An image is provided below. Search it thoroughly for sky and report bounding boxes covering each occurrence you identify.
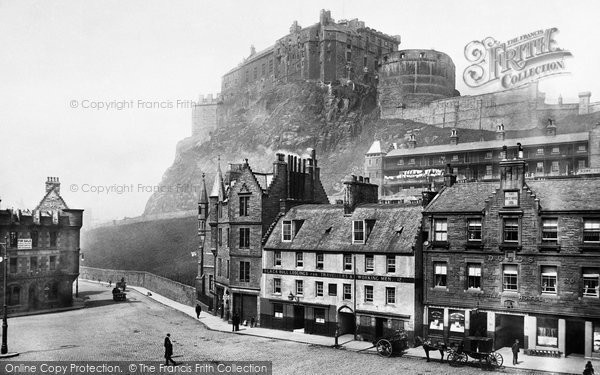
[1,0,599,224]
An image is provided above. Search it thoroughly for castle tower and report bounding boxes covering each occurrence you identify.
[364,140,386,197]
[192,94,221,140]
[579,92,592,115]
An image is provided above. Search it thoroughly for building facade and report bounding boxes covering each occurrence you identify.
[366,121,600,201]
[204,151,329,324]
[422,147,600,358]
[261,176,423,342]
[0,177,83,314]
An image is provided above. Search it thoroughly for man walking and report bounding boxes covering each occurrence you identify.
[511,339,520,365]
[195,304,202,319]
[164,333,177,366]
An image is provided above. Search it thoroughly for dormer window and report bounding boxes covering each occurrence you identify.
[353,220,365,244]
[282,220,303,242]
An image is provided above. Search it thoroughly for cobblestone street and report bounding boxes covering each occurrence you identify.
[3,281,559,375]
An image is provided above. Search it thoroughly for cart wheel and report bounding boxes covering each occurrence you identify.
[487,352,503,367]
[376,339,393,357]
[460,352,469,363]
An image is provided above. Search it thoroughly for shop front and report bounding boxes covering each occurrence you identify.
[259,299,336,336]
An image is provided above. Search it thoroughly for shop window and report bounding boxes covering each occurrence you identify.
[503,264,518,291]
[537,318,558,347]
[274,251,282,267]
[328,283,337,296]
[541,218,558,243]
[295,280,303,296]
[296,252,303,267]
[353,220,365,243]
[274,303,283,319]
[541,266,557,294]
[239,228,250,248]
[584,219,600,243]
[360,315,371,326]
[343,284,352,300]
[316,281,324,297]
[386,287,395,304]
[239,196,250,216]
[365,254,374,272]
[583,268,599,297]
[343,254,353,271]
[239,261,250,283]
[364,285,373,302]
[316,253,324,270]
[594,325,600,353]
[503,218,519,243]
[449,310,465,333]
[428,308,444,331]
[282,221,292,241]
[467,264,481,290]
[434,219,448,242]
[315,308,325,324]
[386,255,396,273]
[273,278,281,294]
[467,218,482,241]
[391,319,404,331]
[434,262,447,287]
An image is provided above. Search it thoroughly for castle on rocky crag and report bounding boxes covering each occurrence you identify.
[191,10,600,140]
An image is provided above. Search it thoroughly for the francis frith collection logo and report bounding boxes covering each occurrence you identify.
[463,27,572,89]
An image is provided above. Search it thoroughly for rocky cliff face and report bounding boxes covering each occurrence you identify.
[143,80,503,215]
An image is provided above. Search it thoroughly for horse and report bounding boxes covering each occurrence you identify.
[415,336,447,362]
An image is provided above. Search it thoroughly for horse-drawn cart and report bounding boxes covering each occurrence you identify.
[448,336,503,368]
[374,329,409,357]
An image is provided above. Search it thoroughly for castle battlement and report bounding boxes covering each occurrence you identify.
[196,93,222,105]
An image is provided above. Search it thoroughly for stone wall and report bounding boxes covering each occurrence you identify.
[192,94,221,140]
[80,266,196,307]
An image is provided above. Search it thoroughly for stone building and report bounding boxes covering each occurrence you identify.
[0,177,83,314]
[260,176,423,342]
[422,146,600,359]
[205,151,329,323]
[366,121,600,201]
[191,94,221,140]
[220,10,400,107]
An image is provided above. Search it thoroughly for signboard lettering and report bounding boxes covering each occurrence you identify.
[17,238,32,250]
[263,268,414,283]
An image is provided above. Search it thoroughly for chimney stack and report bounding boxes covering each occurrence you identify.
[408,133,417,149]
[443,164,456,188]
[343,175,378,214]
[500,143,527,191]
[546,118,557,137]
[496,123,506,141]
[46,177,61,194]
[450,128,459,145]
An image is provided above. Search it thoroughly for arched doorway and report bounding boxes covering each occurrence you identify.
[337,305,356,336]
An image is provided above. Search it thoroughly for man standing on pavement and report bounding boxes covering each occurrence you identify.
[195,304,202,319]
[164,333,177,366]
[511,339,520,365]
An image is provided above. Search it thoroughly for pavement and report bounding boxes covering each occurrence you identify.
[87,279,589,375]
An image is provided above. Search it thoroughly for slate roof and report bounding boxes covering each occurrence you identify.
[366,140,382,154]
[386,132,588,157]
[253,173,274,192]
[264,204,422,254]
[424,182,498,213]
[528,178,600,211]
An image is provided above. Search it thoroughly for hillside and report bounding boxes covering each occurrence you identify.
[143,81,502,215]
[82,216,197,285]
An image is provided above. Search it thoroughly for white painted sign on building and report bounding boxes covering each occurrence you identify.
[18,238,32,250]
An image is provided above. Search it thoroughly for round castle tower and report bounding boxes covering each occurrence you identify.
[377,49,459,110]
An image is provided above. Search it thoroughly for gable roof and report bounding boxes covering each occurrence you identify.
[264,204,422,254]
[528,178,600,211]
[424,182,497,213]
[35,187,69,211]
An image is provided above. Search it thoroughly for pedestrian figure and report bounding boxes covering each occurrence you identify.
[195,303,202,319]
[164,333,176,366]
[108,280,112,287]
[511,339,520,365]
[232,312,240,331]
[584,360,595,375]
[250,316,255,328]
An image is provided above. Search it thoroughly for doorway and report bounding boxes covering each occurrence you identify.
[28,284,38,310]
[470,311,488,337]
[375,317,386,339]
[495,314,524,350]
[338,311,356,336]
[293,305,305,330]
[566,320,585,356]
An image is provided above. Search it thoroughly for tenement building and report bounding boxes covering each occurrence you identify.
[422,145,600,359]
[0,177,83,314]
[260,176,423,342]
[366,121,600,200]
[204,151,329,323]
